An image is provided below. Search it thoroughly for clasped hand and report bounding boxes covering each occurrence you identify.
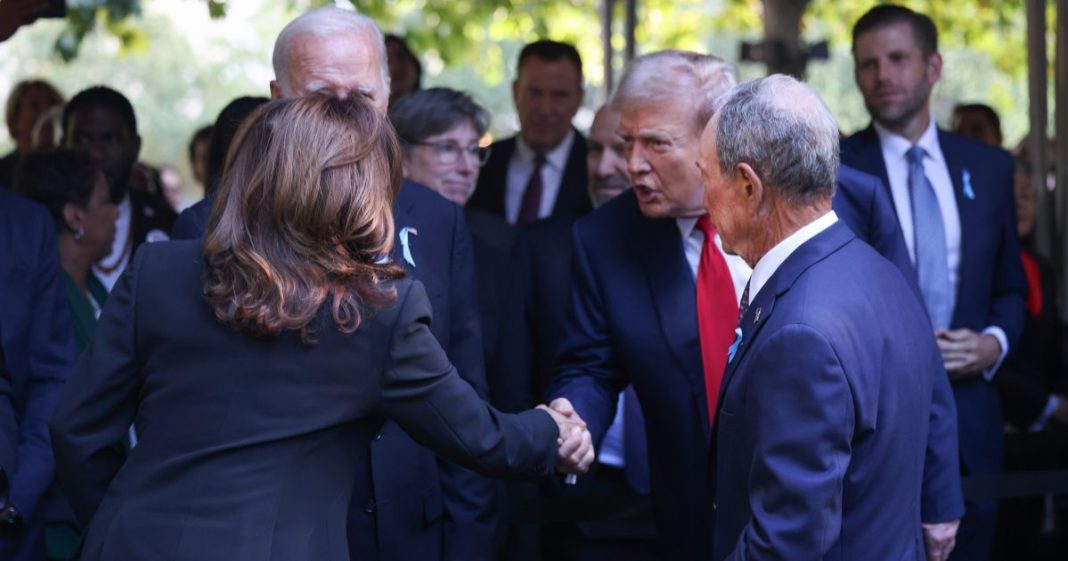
[536,398,596,475]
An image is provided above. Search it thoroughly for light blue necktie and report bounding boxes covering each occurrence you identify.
[727,281,750,363]
[906,146,954,329]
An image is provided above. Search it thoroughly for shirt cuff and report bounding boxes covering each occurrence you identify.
[1028,395,1060,432]
[981,326,1009,381]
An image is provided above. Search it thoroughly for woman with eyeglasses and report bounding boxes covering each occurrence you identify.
[388,87,492,207]
[390,89,530,403]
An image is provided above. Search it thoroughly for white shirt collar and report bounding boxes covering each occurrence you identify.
[675,216,698,239]
[748,210,839,301]
[515,129,575,172]
[872,115,944,166]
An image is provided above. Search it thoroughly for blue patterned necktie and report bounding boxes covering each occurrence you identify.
[727,281,750,363]
[906,145,954,329]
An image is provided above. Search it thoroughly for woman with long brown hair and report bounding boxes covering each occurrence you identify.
[49,93,591,561]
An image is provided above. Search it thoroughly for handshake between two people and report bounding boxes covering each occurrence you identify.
[536,398,596,476]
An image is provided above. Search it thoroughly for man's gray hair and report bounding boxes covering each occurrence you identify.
[712,74,839,205]
[612,50,736,132]
[272,7,390,92]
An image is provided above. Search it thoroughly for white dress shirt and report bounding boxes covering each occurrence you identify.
[599,216,751,469]
[504,130,575,224]
[874,119,1009,379]
[94,194,132,291]
[676,217,751,303]
[749,211,838,301]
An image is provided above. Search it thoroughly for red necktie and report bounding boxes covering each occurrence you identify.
[695,215,739,423]
[516,154,545,226]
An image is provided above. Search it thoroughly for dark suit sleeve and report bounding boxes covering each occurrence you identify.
[546,224,627,444]
[986,157,1028,350]
[381,281,557,478]
[440,206,497,561]
[921,364,965,522]
[725,325,854,561]
[170,200,210,240]
[9,214,74,522]
[0,344,16,477]
[50,246,147,527]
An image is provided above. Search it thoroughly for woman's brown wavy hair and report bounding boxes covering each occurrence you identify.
[202,93,405,344]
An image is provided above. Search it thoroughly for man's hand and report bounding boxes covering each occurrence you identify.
[1052,394,1068,424]
[935,329,1000,379]
[922,520,959,561]
[537,398,595,475]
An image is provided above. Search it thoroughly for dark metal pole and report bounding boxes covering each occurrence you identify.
[602,0,615,103]
[1058,0,1068,319]
[624,0,636,63]
[1027,0,1052,258]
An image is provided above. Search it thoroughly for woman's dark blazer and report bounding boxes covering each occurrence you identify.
[48,240,557,561]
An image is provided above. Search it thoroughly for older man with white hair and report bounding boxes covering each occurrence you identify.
[700,74,946,561]
[268,8,500,561]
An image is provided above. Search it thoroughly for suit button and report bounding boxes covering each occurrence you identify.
[374,432,383,441]
[712,503,717,511]
[365,499,376,514]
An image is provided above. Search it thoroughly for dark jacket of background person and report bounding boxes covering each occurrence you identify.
[49,240,558,561]
[468,130,592,223]
[0,189,75,561]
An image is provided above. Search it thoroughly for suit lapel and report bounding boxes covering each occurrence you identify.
[552,128,591,218]
[716,222,856,407]
[640,216,710,428]
[937,129,975,323]
[848,126,897,219]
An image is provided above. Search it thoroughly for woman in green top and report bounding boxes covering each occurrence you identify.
[18,149,117,352]
[16,149,117,560]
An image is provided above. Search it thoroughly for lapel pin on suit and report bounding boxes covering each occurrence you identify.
[753,308,761,324]
[399,226,418,267]
[962,169,976,200]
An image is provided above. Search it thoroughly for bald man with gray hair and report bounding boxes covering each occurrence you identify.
[266,8,508,561]
[700,74,954,561]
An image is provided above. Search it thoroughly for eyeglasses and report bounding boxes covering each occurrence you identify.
[412,141,491,167]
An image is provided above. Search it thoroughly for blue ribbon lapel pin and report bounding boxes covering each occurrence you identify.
[962,169,976,200]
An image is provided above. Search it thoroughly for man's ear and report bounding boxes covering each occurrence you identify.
[927,52,943,84]
[61,202,82,234]
[511,79,520,106]
[269,80,283,100]
[736,162,763,207]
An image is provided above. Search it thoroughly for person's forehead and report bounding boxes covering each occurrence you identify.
[856,22,921,52]
[620,97,692,129]
[69,106,131,134]
[291,32,382,69]
[518,56,581,82]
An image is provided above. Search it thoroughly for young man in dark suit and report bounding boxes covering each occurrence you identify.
[842,6,1028,560]
[62,86,177,290]
[468,40,592,226]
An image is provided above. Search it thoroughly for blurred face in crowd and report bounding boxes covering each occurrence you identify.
[272,32,388,113]
[1014,171,1037,239]
[64,107,141,201]
[953,108,1002,147]
[513,56,583,153]
[12,85,60,153]
[404,119,485,206]
[853,22,941,133]
[386,38,419,103]
[586,105,629,207]
[192,135,211,185]
[618,96,706,219]
[66,172,119,262]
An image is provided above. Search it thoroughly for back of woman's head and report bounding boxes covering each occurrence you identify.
[15,149,98,231]
[203,93,405,343]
